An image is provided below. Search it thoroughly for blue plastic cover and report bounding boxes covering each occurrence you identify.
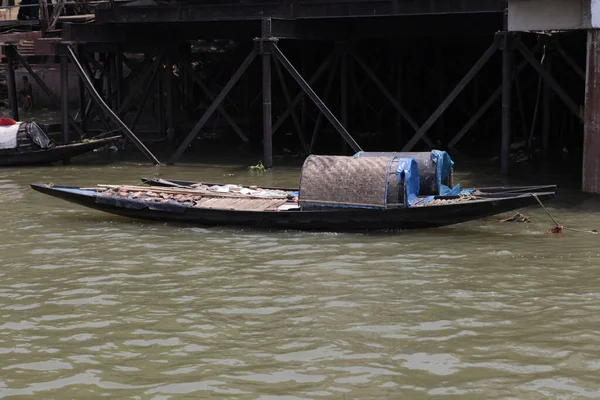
[395,158,420,206]
[431,150,461,196]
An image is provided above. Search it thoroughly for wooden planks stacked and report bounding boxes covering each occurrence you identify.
[192,197,288,211]
[93,184,290,211]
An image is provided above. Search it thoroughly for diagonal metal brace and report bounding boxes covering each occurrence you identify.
[65,45,161,165]
[402,40,499,151]
[347,45,435,148]
[271,43,361,153]
[169,48,259,164]
[514,37,583,122]
[179,62,249,143]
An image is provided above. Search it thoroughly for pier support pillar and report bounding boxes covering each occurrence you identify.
[501,33,513,175]
[60,52,70,145]
[6,50,18,121]
[583,29,600,194]
[260,19,274,168]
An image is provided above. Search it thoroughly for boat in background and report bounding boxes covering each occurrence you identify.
[30,151,557,231]
[0,118,120,167]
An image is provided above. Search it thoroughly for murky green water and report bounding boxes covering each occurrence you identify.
[0,156,599,399]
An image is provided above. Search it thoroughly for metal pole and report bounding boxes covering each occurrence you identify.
[61,53,69,145]
[501,34,512,175]
[6,52,19,121]
[65,45,161,165]
[262,45,273,168]
[271,44,361,153]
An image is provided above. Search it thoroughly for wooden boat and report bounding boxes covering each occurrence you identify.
[30,152,556,231]
[29,182,555,231]
[140,177,557,196]
[0,136,122,167]
[0,119,120,167]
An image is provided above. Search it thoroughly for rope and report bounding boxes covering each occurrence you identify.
[531,193,597,235]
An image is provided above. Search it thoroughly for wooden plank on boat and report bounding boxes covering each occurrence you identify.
[95,184,288,199]
[192,197,288,211]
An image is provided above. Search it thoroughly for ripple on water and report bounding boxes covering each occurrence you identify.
[0,168,599,398]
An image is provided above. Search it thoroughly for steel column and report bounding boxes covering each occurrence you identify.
[501,34,513,175]
[61,53,70,145]
[262,49,273,168]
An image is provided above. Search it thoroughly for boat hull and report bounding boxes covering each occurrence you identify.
[30,183,555,231]
[0,136,120,167]
[140,177,556,196]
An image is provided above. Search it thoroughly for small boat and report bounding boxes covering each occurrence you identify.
[30,151,557,231]
[0,118,120,167]
[140,177,557,196]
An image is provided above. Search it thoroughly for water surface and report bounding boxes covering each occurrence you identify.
[0,159,599,399]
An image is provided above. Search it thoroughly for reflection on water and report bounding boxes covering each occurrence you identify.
[0,161,599,398]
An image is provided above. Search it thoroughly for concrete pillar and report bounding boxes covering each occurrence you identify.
[583,29,600,194]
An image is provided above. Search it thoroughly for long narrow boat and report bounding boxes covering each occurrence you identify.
[29,183,554,231]
[0,136,121,167]
[140,177,557,196]
[30,152,557,231]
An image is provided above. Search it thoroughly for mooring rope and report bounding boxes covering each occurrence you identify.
[531,193,598,235]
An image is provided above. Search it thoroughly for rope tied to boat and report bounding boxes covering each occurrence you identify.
[531,193,598,235]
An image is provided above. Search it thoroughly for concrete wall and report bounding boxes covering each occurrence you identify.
[508,0,591,31]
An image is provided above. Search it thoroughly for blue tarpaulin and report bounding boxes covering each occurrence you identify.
[431,150,461,196]
[395,158,420,206]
